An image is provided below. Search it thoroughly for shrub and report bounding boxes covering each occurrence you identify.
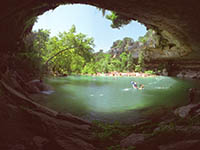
[135,65,142,72]
[144,70,155,75]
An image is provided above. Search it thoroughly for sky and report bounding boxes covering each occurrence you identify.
[33,4,147,52]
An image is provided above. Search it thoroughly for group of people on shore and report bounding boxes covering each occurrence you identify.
[131,81,144,90]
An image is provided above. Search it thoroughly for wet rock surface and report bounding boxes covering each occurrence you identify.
[116,102,200,150]
[0,72,96,150]
[120,133,146,148]
[158,140,200,150]
[174,103,200,118]
[0,97,96,150]
[27,80,54,94]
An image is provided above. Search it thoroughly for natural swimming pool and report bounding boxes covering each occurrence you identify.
[39,76,200,123]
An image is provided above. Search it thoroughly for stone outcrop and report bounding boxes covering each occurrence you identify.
[0,98,96,150]
[176,70,200,79]
[119,124,200,150]
[27,79,54,94]
[174,103,200,118]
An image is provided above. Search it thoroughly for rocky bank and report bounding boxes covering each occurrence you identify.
[0,71,96,150]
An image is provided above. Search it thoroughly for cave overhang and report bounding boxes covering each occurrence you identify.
[1,0,200,57]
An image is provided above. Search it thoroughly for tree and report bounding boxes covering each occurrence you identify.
[135,50,145,72]
[45,25,95,75]
[20,29,50,76]
[24,29,50,57]
[119,52,128,72]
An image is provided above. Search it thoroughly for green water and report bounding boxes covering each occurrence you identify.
[42,76,200,123]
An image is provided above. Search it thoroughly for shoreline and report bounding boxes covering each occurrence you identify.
[83,71,157,78]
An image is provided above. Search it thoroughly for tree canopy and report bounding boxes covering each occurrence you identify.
[22,25,165,77]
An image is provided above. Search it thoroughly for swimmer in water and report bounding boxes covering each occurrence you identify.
[131,81,138,89]
[131,81,144,90]
[138,84,144,90]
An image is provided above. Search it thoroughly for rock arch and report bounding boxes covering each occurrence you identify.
[1,0,200,57]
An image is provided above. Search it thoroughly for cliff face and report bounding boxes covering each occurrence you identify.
[1,0,200,58]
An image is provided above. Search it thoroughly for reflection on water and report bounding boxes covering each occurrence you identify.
[40,76,200,123]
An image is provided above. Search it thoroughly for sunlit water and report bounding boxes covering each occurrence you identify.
[40,76,200,123]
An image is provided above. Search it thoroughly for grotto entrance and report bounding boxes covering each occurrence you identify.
[1,0,200,55]
[1,1,200,150]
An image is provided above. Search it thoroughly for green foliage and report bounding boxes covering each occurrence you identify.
[151,122,177,137]
[134,50,145,72]
[144,70,155,75]
[82,62,97,74]
[138,36,146,43]
[97,8,132,29]
[23,17,38,34]
[92,120,140,150]
[90,51,135,73]
[43,25,94,75]
[22,25,95,76]
[138,50,144,66]
[92,120,128,141]
[134,65,142,72]
[18,29,50,77]
[22,22,164,76]
[119,52,128,72]
[106,12,132,29]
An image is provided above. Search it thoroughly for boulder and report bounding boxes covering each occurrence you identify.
[162,68,168,76]
[33,136,49,149]
[158,140,200,150]
[176,70,200,79]
[0,80,95,150]
[120,133,146,148]
[176,126,200,135]
[174,103,200,118]
[184,71,197,79]
[10,144,26,150]
[176,72,184,78]
[27,80,54,94]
